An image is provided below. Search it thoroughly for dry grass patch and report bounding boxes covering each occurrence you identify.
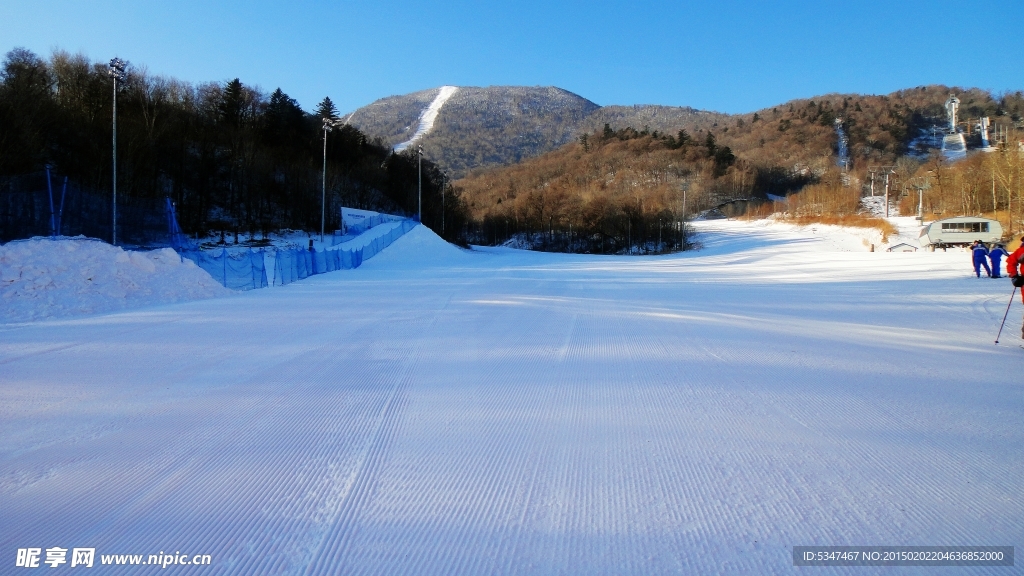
[786,214,898,242]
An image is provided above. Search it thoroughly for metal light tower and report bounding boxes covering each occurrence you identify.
[441,170,447,235]
[108,58,127,245]
[417,145,423,222]
[677,180,689,247]
[944,94,960,133]
[321,117,341,242]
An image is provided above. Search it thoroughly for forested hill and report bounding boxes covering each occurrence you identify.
[713,85,1023,176]
[348,84,1023,180]
[0,48,467,243]
[454,85,1023,251]
[347,86,730,178]
[3,44,1021,247]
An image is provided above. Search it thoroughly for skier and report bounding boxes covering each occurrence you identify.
[1006,238,1024,338]
[971,240,991,278]
[989,243,1008,278]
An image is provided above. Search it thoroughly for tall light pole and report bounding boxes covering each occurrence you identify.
[108,58,127,245]
[417,145,423,222]
[321,117,341,242]
[441,170,447,235]
[680,180,689,246]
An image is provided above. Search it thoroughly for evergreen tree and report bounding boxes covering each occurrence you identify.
[316,96,338,120]
[265,88,305,146]
[219,78,244,127]
[713,146,735,175]
[676,129,690,149]
[704,132,717,156]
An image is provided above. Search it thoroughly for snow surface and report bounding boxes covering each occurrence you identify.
[394,86,458,152]
[0,237,229,324]
[1,221,1022,574]
[860,195,899,219]
[718,212,927,255]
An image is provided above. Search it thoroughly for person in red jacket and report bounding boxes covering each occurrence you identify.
[1006,238,1024,338]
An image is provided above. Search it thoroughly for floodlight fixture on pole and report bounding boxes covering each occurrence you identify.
[321,116,342,242]
[417,145,423,222]
[108,57,127,245]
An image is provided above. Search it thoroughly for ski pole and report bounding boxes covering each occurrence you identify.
[995,286,1017,344]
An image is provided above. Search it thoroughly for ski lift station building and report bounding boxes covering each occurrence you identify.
[919,216,1002,248]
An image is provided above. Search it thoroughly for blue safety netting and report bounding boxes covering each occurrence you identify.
[165,197,192,252]
[177,218,416,291]
[2,171,186,248]
[180,248,269,291]
[344,212,404,235]
[272,219,416,286]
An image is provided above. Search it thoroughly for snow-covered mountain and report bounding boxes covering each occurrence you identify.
[347,86,727,177]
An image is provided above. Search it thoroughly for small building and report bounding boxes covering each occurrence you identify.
[887,243,918,252]
[919,217,1002,248]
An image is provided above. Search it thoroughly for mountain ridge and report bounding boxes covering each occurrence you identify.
[346,85,730,177]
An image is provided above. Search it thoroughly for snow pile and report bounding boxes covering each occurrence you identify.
[394,86,458,152]
[358,224,471,270]
[0,237,229,323]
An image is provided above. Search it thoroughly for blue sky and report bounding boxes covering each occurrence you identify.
[2,0,1020,114]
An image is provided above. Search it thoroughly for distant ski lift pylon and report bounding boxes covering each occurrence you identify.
[940,94,966,160]
[944,93,960,133]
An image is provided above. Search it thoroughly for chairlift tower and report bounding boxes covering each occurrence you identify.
[910,176,931,220]
[883,166,898,219]
[870,166,897,218]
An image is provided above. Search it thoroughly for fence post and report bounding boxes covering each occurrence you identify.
[46,167,56,238]
[56,177,68,236]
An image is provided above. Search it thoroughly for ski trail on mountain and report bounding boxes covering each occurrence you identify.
[394,86,458,152]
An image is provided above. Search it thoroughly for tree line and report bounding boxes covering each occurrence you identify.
[456,83,1024,253]
[0,48,468,244]
[456,125,759,253]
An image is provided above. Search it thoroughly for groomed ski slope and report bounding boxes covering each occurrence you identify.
[394,86,458,152]
[1,220,1021,574]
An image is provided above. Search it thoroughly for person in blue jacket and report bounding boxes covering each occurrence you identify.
[971,240,991,278]
[989,243,1008,278]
